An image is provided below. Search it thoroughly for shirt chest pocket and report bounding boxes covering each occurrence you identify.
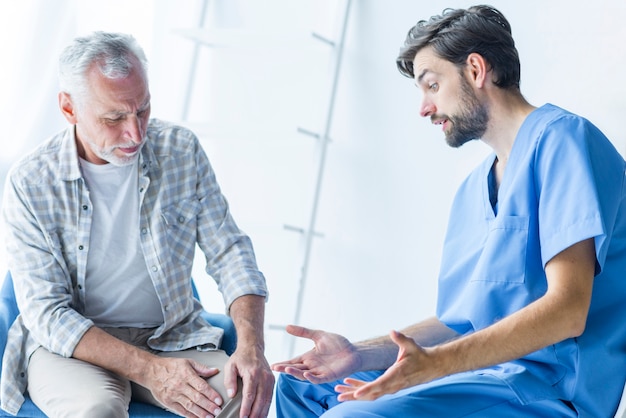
[471,216,529,283]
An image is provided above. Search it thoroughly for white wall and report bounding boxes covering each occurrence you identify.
[175,0,626,362]
[1,0,626,370]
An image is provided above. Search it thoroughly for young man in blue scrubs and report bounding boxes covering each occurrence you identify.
[272,5,626,417]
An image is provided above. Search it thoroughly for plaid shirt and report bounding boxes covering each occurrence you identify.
[0,119,267,414]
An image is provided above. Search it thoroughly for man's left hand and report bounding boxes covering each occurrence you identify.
[224,344,275,418]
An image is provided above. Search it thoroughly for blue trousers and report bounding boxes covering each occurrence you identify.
[275,371,578,417]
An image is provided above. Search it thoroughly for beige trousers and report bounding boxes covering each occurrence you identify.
[27,327,241,418]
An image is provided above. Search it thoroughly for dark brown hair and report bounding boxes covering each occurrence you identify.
[397,5,520,90]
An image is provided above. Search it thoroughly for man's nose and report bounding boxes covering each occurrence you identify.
[420,99,436,118]
[124,116,144,143]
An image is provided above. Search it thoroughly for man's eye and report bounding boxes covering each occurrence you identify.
[429,82,439,91]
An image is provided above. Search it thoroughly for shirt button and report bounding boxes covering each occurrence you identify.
[82,205,88,210]
[178,216,185,223]
[78,245,84,250]
[139,187,144,193]
[141,228,148,234]
[151,266,158,272]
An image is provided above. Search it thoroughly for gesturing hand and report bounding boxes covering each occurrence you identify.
[335,330,435,402]
[271,325,360,384]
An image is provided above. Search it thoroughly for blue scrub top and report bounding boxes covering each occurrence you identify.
[437,104,626,417]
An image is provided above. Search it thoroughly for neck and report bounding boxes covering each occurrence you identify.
[481,90,535,164]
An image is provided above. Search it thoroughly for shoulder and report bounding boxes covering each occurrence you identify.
[517,104,621,170]
[146,119,201,155]
[7,129,69,186]
[525,104,608,146]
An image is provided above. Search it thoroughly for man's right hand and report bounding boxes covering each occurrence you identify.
[271,325,360,384]
[146,356,223,418]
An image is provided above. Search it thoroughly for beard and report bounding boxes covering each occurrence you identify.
[437,77,489,148]
[85,138,145,167]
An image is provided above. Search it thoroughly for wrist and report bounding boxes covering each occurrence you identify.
[425,342,459,380]
[354,341,395,371]
[128,349,160,385]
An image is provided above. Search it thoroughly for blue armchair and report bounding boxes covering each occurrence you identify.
[0,272,237,417]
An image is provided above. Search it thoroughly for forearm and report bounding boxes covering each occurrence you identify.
[229,294,267,350]
[356,316,460,371]
[72,326,157,386]
[430,291,587,379]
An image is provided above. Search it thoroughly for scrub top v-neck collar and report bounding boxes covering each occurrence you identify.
[481,107,539,220]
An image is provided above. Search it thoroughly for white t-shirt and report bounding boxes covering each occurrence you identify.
[80,158,164,327]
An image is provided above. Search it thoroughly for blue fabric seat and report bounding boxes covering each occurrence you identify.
[0,271,237,417]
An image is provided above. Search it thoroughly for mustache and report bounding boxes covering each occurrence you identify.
[114,139,144,149]
[430,114,450,123]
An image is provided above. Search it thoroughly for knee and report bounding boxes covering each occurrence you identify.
[275,374,317,418]
[276,373,317,400]
[276,373,294,393]
[275,373,343,418]
[73,397,128,418]
[276,373,299,402]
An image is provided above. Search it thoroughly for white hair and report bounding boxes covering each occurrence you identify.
[58,31,148,108]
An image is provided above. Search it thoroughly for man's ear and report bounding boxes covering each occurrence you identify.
[58,92,78,124]
[465,53,489,88]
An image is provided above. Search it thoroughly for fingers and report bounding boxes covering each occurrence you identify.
[389,329,412,346]
[271,326,319,375]
[302,370,335,385]
[275,364,307,380]
[192,364,221,379]
[271,327,311,374]
[285,324,318,339]
[153,358,225,417]
[188,362,224,411]
[164,380,224,418]
[335,378,367,402]
[240,376,274,418]
[271,359,297,373]
[337,379,385,402]
[271,358,309,375]
[224,353,275,418]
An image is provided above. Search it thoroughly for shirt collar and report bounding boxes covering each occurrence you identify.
[59,124,160,180]
[58,126,83,181]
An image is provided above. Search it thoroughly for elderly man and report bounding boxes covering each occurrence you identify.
[1,31,274,418]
